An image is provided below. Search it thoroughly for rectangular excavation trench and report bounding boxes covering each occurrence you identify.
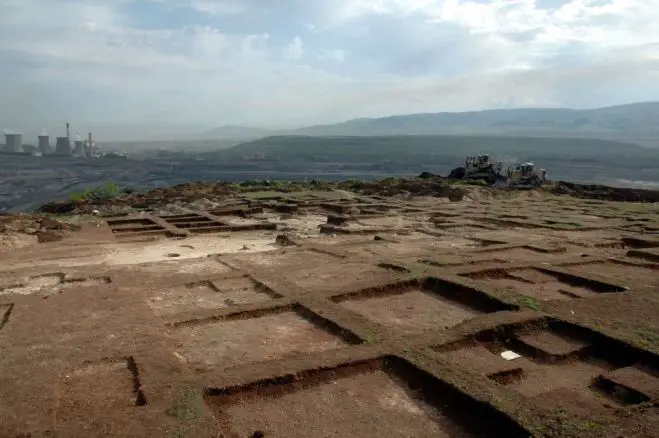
[163,215,215,222]
[0,273,111,297]
[110,225,166,234]
[459,267,625,301]
[204,356,529,438]
[346,234,490,259]
[107,218,162,235]
[106,218,157,228]
[147,277,282,317]
[465,245,567,263]
[332,278,514,335]
[169,219,226,229]
[421,258,510,269]
[0,303,13,330]
[172,305,360,369]
[560,259,659,288]
[439,320,659,407]
[59,356,146,414]
[224,249,399,293]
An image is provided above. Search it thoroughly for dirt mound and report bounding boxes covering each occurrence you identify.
[0,213,81,251]
[547,181,659,203]
[337,177,466,200]
[34,177,659,217]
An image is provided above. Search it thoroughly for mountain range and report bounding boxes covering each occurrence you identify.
[204,102,659,148]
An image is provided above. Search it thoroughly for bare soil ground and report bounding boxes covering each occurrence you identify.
[2,183,659,437]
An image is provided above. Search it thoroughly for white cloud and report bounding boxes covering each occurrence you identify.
[0,0,658,139]
[283,36,304,60]
[317,49,346,64]
[188,0,248,15]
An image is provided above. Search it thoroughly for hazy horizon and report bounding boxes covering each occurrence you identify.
[2,0,659,141]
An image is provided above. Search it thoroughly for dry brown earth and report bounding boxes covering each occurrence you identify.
[1,188,659,437]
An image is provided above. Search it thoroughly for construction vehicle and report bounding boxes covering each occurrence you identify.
[448,154,504,184]
[505,162,547,189]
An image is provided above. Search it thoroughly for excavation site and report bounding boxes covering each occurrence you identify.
[1,179,658,437]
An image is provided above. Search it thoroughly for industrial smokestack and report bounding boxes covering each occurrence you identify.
[66,122,70,138]
[86,132,93,158]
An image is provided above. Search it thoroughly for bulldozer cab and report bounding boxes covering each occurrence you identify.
[520,163,535,174]
[465,154,490,169]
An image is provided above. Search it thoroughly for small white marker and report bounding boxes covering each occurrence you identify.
[501,350,521,361]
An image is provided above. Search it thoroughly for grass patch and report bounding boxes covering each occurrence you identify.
[634,330,659,351]
[165,386,207,423]
[519,295,540,311]
[69,181,121,202]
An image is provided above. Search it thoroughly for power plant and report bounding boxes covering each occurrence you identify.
[2,122,102,158]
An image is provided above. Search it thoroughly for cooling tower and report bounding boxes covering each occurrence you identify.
[4,133,22,152]
[38,135,50,155]
[73,140,85,156]
[54,136,72,156]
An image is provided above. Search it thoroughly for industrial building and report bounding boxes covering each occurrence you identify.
[38,135,50,155]
[3,123,99,158]
[73,140,84,156]
[53,122,73,156]
[54,137,72,156]
[4,133,22,153]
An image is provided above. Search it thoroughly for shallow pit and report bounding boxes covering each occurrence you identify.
[348,234,485,258]
[0,303,13,330]
[0,273,63,296]
[333,280,510,334]
[504,358,616,399]
[469,246,564,263]
[442,344,523,377]
[204,357,528,438]
[469,324,640,405]
[462,267,623,301]
[340,289,478,334]
[508,268,604,300]
[103,234,279,267]
[355,215,430,228]
[516,330,591,358]
[225,250,398,293]
[57,357,146,429]
[596,366,659,405]
[562,260,659,287]
[147,277,279,317]
[128,257,234,275]
[174,308,355,369]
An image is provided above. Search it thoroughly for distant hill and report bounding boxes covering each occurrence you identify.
[290,102,659,146]
[220,134,659,183]
[202,125,275,140]
[223,135,649,164]
[209,102,659,147]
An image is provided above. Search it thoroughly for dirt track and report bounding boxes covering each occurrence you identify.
[1,188,659,437]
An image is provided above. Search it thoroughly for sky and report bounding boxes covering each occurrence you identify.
[1,0,658,140]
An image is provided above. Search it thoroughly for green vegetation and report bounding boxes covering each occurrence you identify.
[69,181,121,202]
[519,296,540,311]
[634,330,659,351]
[165,385,208,438]
[237,179,332,192]
[221,135,659,168]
